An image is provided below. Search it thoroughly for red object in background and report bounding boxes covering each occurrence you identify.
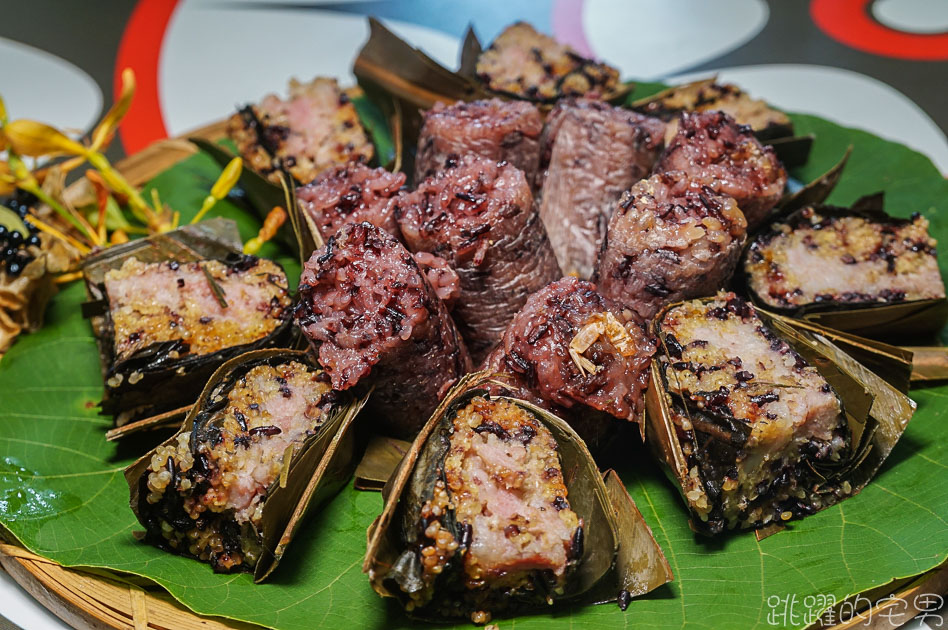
[811,0,948,61]
[115,0,178,153]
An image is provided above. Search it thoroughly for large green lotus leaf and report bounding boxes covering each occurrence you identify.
[1,105,946,630]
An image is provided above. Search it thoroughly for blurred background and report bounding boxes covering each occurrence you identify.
[0,0,946,171]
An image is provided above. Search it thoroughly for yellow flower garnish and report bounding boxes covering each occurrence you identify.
[2,119,89,157]
[90,68,135,152]
[192,157,243,224]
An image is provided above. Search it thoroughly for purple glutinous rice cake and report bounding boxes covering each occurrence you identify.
[482,277,655,450]
[295,222,470,437]
[654,110,786,230]
[396,154,560,363]
[537,98,665,278]
[596,172,747,322]
[296,160,406,240]
[414,98,543,184]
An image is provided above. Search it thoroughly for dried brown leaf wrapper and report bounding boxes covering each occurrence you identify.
[645,297,915,536]
[766,134,815,170]
[364,372,671,620]
[282,169,324,265]
[760,310,913,393]
[904,346,948,382]
[800,299,948,341]
[125,349,369,582]
[353,434,411,491]
[82,218,298,426]
[104,405,191,441]
[0,237,74,357]
[773,147,852,219]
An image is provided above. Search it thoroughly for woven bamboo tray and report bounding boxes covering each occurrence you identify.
[1,541,945,630]
[1,127,946,630]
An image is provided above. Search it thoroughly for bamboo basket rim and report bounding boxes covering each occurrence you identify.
[2,122,947,630]
[2,540,945,630]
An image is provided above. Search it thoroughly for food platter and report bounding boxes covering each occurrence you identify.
[1,18,946,630]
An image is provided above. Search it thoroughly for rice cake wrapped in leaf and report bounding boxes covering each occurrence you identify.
[474,22,623,103]
[646,292,915,535]
[82,219,295,426]
[227,77,374,185]
[126,349,367,581]
[743,202,948,339]
[630,79,793,140]
[364,373,672,623]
